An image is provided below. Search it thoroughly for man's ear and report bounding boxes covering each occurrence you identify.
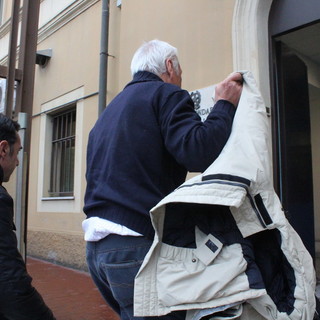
[0,140,9,159]
[165,59,174,77]
[160,59,174,83]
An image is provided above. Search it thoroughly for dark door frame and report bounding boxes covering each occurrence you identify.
[269,1,320,259]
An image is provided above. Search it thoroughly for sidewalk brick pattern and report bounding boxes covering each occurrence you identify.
[27,257,119,320]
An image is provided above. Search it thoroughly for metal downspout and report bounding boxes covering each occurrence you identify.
[98,0,110,116]
[5,0,20,118]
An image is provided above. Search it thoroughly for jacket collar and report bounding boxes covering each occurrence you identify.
[125,71,163,88]
[0,165,3,185]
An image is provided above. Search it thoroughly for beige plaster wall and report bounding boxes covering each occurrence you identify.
[27,0,236,269]
[118,0,236,92]
[27,1,103,266]
[27,230,88,271]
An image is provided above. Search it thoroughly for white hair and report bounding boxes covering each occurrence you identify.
[130,39,180,77]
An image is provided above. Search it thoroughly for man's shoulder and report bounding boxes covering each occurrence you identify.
[155,83,191,103]
[121,76,185,103]
[0,186,13,208]
[0,185,11,199]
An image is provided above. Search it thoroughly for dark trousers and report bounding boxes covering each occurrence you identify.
[86,234,186,320]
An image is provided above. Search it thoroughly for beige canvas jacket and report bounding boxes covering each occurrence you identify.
[134,71,316,319]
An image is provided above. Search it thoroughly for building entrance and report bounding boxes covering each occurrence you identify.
[270,9,320,269]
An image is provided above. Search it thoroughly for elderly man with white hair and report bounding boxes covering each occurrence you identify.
[83,39,243,320]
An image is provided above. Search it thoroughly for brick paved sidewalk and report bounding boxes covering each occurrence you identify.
[26,257,320,319]
[26,257,119,320]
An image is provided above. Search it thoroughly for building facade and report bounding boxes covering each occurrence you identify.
[0,0,319,276]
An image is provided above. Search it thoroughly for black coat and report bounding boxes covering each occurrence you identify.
[0,166,55,319]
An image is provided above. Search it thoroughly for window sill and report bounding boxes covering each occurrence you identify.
[41,196,75,201]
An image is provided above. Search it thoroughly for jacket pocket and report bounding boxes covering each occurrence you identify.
[156,227,248,307]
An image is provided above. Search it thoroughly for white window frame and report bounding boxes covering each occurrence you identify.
[37,87,84,213]
[0,0,3,25]
[49,106,77,197]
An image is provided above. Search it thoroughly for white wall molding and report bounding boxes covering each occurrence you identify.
[0,0,99,64]
[0,16,13,38]
[37,86,84,213]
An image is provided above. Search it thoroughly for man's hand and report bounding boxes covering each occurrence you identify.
[215,72,243,108]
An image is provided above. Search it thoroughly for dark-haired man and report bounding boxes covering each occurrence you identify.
[0,113,56,319]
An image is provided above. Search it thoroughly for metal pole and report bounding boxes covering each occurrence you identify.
[14,0,40,258]
[15,112,28,259]
[5,0,21,118]
[98,0,110,115]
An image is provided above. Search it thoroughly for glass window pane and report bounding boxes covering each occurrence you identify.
[49,107,76,197]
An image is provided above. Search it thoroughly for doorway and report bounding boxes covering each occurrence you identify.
[271,22,320,268]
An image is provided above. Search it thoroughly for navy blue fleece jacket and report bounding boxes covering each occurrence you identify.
[84,71,236,238]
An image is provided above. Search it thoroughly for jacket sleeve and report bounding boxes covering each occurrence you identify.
[157,88,236,172]
[0,190,56,319]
